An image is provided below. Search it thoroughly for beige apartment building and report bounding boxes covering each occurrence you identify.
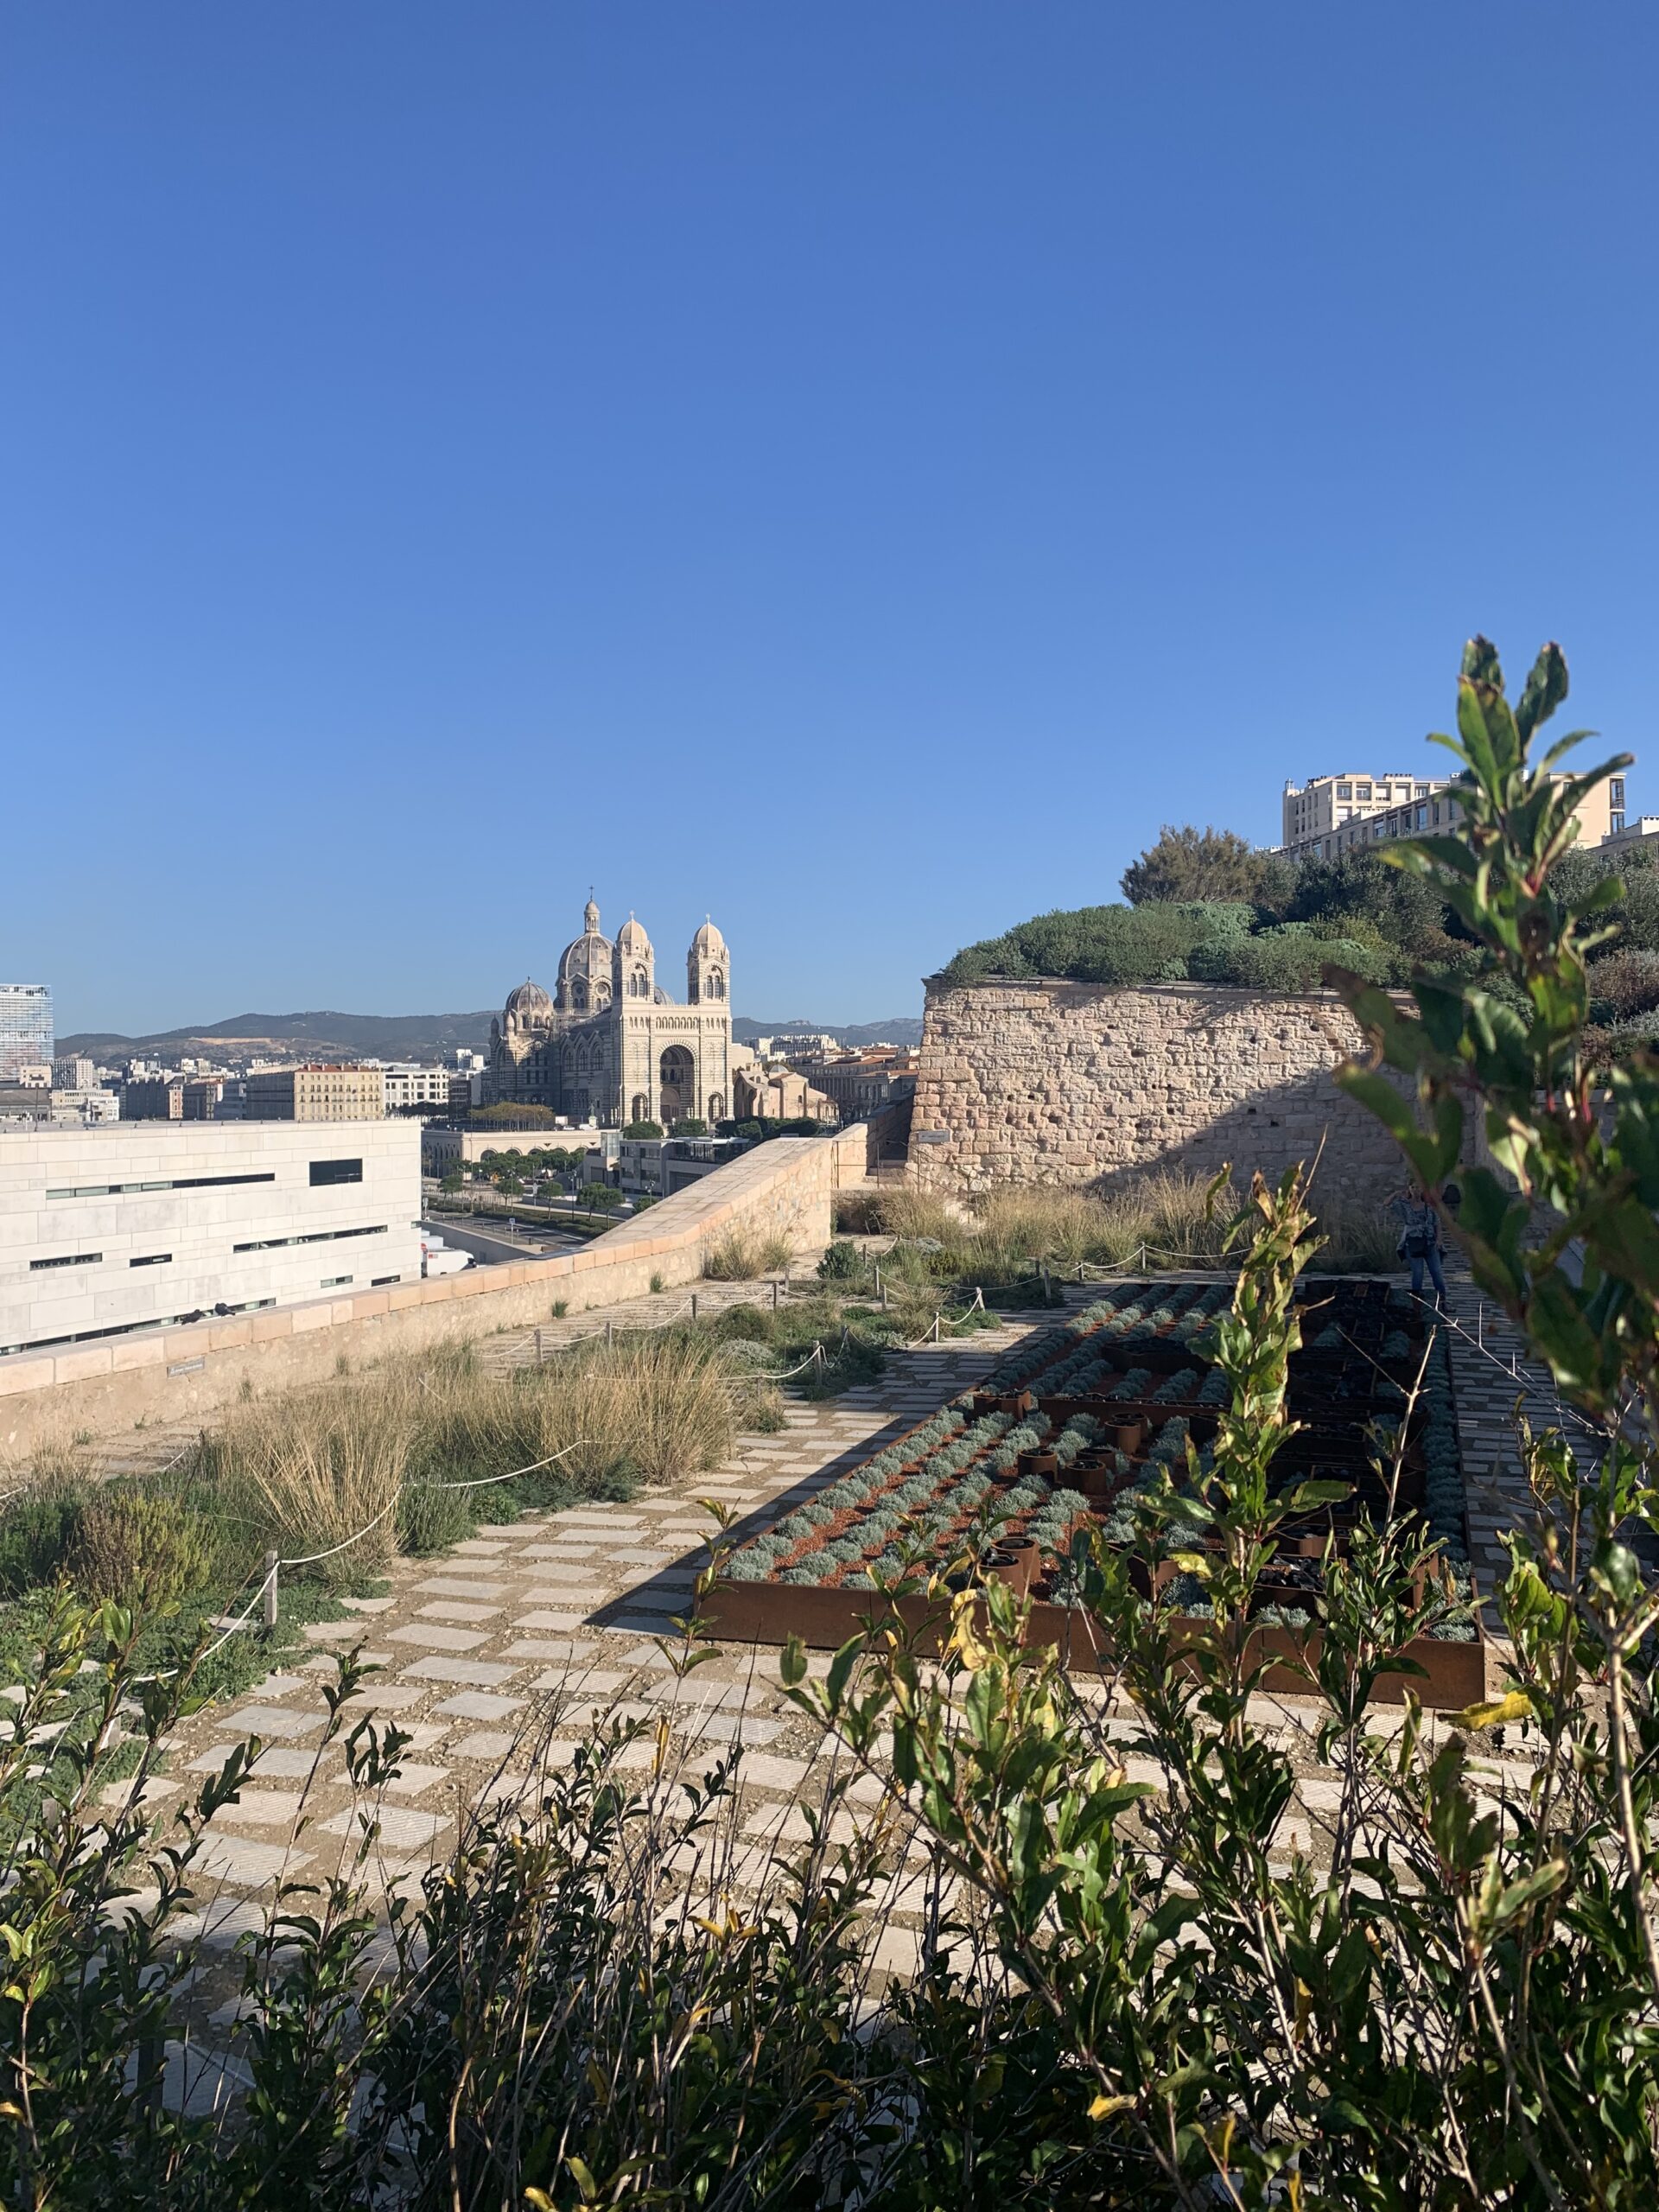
[1281,769,1625,863]
[243,1065,385,1122]
[1281,771,1443,852]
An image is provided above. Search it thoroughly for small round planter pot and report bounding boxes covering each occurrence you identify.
[987,1539,1040,1596]
[995,1389,1037,1417]
[1019,1450,1059,1480]
[1110,1420,1144,1455]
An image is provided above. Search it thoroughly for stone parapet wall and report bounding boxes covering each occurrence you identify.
[909,979,1403,1199]
[0,1126,868,1453]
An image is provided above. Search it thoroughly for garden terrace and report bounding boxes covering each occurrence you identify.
[702,1274,1483,1707]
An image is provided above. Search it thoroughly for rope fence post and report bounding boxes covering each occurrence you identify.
[931,1312,941,1344]
[690,1292,699,1324]
[262,1551,278,1631]
[534,1327,543,1364]
[772,1279,779,1313]
[606,1319,613,1350]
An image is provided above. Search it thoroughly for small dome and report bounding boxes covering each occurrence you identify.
[616,914,652,956]
[505,977,551,1015]
[691,917,727,958]
[583,896,601,934]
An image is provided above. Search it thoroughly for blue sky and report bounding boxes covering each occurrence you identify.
[4,5,1655,1036]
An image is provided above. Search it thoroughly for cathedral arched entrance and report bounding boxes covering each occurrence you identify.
[659,1046,696,1125]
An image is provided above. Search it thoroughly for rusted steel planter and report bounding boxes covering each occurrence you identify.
[696,1580,1486,1709]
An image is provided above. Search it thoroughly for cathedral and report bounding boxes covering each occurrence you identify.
[486,899,734,1128]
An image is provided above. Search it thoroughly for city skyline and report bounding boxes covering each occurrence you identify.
[4,6,1654,1029]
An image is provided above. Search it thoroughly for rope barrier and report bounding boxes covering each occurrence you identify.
[193,1567,277,1666]
[732,1343,826,1382]
[1408,1294,1605,1442]
[278,1493,404,1570]
[415,1440,594,1494]
[1075,1243,1229,1281]
[899,1287,987,1351]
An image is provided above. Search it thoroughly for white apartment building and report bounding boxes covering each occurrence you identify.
[0,1121,421,1357]
[378,1064,458,1114]
[1280,768,1624,864]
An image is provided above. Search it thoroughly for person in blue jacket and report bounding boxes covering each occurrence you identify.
[1391,1179,1448,1313]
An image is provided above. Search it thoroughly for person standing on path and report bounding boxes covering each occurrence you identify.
[1391,1179,1448,1314]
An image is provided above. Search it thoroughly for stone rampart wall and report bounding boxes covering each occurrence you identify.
[908,979,1404,1199]
[0,1127,868,1453]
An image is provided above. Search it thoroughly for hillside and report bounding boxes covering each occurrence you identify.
[62,1007,924,1063]
[59,1009,498,1063]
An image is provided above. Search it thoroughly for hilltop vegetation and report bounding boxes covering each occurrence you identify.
[939,836,1659,1035]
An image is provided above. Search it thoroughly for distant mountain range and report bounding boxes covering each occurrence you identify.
[732,1016,921,1048]
[60,1008,923,1063]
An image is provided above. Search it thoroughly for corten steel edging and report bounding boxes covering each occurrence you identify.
[697,1580,1485,1711]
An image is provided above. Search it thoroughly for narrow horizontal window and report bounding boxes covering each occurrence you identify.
[130,1253,172,1268]
[321,1274,353,1288]
[372,1274,399,1286]
[48,1172,276,1200]
[31,1251,101,1269]
[233,1224,386,1253]
[309,1158,363,1186]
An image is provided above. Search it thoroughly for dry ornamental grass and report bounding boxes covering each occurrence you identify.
[199,1332,742,1577]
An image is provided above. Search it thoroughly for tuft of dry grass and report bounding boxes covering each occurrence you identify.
[1306,1197,1400,1273]
[704,1227,795,1279]
[211,1385,413,1584]
[203,1331,742,1578]
[869,1188,962,1244]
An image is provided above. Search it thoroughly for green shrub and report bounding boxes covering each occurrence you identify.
[1189,928,1396,990]
[713,1303,772,1343]
[0,1482,87,1597]
[70,1490,216,1611]
[817,1239,867,1282]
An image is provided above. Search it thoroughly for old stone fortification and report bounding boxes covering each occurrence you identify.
[908,979,1404,1199]
[0,1127,870,1454]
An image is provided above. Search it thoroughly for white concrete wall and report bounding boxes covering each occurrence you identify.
[0,1122,422,1356]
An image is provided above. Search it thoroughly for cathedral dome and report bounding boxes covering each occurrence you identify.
[690,918,727,958]
[616,915,652,956]
[505,977,552,1017]
[557,897,613,1013]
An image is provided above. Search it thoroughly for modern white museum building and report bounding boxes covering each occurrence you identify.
[0,1121,423,1357]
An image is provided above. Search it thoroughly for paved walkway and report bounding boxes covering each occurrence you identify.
[82,1268,1578,2110]
[1439,1268,1595,1600]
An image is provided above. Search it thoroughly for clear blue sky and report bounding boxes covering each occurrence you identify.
[4,5,1655,1037]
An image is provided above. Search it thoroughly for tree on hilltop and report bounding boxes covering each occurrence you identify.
[1122,823,1277,905]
